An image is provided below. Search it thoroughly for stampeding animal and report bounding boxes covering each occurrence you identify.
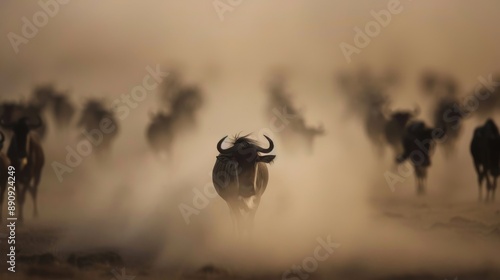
[78,100,119,156]
[397,121,441,195]
[0,131,11,219]
[383,105,420,156]
[1,117,45,222]
[470,119,500,202]
[212,135,275,235]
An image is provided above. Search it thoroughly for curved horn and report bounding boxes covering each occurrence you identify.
[217,136,230,153]
[412,104,421,116]
[257,135,274,153]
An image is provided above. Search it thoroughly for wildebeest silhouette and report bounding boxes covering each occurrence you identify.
[383,105,420,157]
[267,78,324,153]
[146,83,203,156]
[397,121,441,195]
[1,117,45,222]
[212,135,275,235]
[432,97,464,155]
[470,119,500,202]
[78,99,119,156]
[0,131,10,220]
[0,101,47,140]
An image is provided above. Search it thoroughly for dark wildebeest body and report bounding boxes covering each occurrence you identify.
[146,85,203,156]
[0,132,11,219]
[433,97,464,155]
[1,117,45,222]
[78,100,119,156]
[0,102,47,141]
[383,106,420,157]
[50,94,75,128]
[397,121,437,195]
[146,112,175,155]
[212,135,275,235]
[470,119,500,202]
[267,81,324,153]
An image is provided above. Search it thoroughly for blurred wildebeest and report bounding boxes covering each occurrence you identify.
[470,119,500,202]
[213,135,275,235]
[1,117,45,222]
[146,111,175,155]
[473,75,500,119]
[383,105,420,156]
[146,84,203,156]
[420,70,458,97]
[397,121,442,195]
[0,101,47,140]
[0,131,10,219]
[267,80,324,153]
[78,99,119,156]
[31,85,76,129]
[336,68,400,153]
[432,97,465,155]
[50,94,75,128]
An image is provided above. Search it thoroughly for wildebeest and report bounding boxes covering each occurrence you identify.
[432,97,464,155]
[0,101,47,140]
[146,111,175,155]
[0,131,11,219]
[212,135,275,235]
[1,117,45,222]
[383,105,420,156]
[397,121,440,195]
[470,119,500,202]
[146,85,203,156]
[78,100,119,156]
[267,79,324,153]
[50,94,75,128]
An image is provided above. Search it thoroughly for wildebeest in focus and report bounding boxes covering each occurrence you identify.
[212,135,275,235]
[267,79,324,153]
[1,117,45,222]
[78,99,119,157]
[0,101,47,140]
[0,131,10,219]
[470,119,500,202]
[397,121,441,195]
[383,105,420,157]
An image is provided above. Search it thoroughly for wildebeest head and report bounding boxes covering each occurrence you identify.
[215,135,275,198]
[1,116,42,168]
[217,135,275,164]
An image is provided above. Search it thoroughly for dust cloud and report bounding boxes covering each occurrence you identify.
[1,0,500,279]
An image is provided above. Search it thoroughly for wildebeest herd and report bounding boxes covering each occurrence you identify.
[0,69,499,230]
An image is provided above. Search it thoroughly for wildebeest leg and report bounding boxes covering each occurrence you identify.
[415,167,424,195]
[17,184,28,223]
[476,164,484,201]
[31,169,43,218]
[484,173,492,203]
[492,176,498,202]
[227,202,242,237]
[246,197,261,236]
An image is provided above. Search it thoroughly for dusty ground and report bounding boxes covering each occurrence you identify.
[1,198,499,280]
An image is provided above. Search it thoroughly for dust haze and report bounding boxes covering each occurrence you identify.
[1,0,500,279]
